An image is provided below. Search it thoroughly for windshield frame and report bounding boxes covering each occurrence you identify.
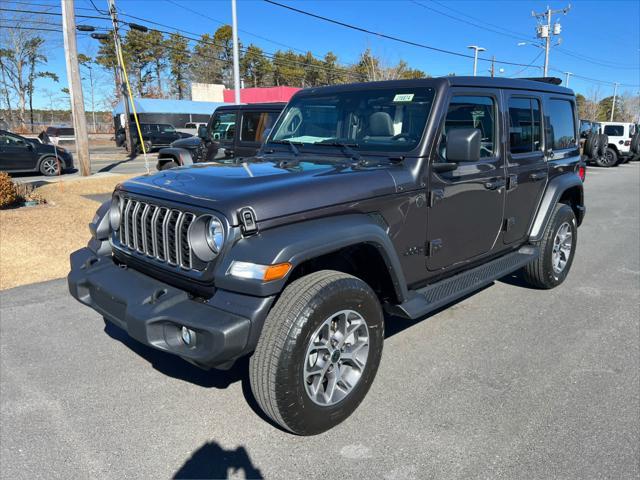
[264,85,437,157]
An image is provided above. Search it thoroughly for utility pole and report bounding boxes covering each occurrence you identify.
[61,0,90,176]
[467,45,486,77]
[532,5,571,77]
[107,0,133,153]
[610,82,620,121]
[564,71,572,87]
[231,0,241,104]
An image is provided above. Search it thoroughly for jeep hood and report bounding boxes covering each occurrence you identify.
[119,159,399,225]
[170,136,202,149]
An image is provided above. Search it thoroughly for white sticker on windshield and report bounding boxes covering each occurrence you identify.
[393,93,414,102]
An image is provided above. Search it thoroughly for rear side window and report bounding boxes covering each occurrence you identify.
[508,97,542,154]
[440,95,496,159]
[240,111,279,142]
[603,125,624,136]
[210,112,236,141]
[546,99,576,150]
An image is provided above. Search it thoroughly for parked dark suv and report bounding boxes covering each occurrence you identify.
[0,130,74,176]
[156,103,285,170]
[69,77,585,435]
[116,123,192,153]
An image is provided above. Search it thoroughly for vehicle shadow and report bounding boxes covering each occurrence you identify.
[173,441,264,479]
[103,321,246,389]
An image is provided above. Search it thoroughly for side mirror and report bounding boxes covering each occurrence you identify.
[446,128,481,163]
[197,125,208,140]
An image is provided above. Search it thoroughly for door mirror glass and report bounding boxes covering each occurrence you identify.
[197,125,208,139]
[446,128,481,162]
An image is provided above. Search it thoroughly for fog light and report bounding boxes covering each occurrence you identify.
[181,326,196,346]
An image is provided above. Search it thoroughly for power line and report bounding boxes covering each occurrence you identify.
[509,50,545,77]
[263,0,539,68]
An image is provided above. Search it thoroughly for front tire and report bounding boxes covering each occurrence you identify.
[522,203,577,289]
[39,156,60,176]
[249,270,384,435]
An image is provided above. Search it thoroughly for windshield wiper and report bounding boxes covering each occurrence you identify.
[315,141,361,162]
[270,139,302,156]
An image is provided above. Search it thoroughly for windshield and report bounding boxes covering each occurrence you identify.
[268,87,435,153]
[209,112,236,140]
[159,124,176,133]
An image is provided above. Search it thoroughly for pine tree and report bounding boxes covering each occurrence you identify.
[167,33,190,99]
[241,44,272,87]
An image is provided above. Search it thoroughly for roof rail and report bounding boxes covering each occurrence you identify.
[520,77,563,86]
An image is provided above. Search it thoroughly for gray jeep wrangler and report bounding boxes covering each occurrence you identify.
[69,77,585,435]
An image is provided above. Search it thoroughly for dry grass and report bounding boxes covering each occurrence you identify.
[0,174,135,290]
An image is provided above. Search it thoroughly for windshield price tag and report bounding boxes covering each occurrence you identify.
[393,93,414,103]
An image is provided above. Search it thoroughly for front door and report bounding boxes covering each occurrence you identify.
[235,110,280,157]
[503,93,548,244]
[0,132,36,171]
[427,90,506,271]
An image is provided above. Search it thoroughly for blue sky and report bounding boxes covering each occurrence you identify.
[8,0,640,109]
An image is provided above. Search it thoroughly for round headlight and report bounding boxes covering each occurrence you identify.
[109,195,121,231]
[205,217,225,254]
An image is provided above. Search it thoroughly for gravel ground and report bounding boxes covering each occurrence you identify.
[1,162,638,479]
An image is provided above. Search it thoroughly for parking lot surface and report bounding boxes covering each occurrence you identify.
[1,163,638,479]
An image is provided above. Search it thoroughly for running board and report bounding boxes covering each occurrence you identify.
[387,246,539,320]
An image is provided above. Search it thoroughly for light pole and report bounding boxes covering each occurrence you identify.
[564,71,572,87]
[467,45,486,76]
[231,0,241,104]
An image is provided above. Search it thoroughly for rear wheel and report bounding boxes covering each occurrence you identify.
[249,270,384,435]
[522,203,577,289]
[39,156,60,176]
[595,147,617,167]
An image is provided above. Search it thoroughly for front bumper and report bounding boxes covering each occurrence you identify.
[68,247,274,368]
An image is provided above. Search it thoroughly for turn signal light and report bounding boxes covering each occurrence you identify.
[264,263,292,282]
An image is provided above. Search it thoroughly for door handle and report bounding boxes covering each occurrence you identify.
[529,171,548,181]
[484,179,506,190]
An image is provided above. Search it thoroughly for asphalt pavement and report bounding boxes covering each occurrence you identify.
[1,162,638,479]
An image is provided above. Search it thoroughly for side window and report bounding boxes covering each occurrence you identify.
[240,111,279,143]
[1,134,23,145]
[603,125,624,137]
[546,99,576,150]
[440,95,496,160]
[508,97,542,154]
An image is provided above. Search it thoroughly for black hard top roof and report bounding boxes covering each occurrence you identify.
[216,102,287,111]
[295,76,574,97]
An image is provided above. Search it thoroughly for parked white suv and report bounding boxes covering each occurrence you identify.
[600,122,636,165]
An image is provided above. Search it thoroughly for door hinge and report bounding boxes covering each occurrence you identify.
[428,189,444,207]
[426,239,443,256]
[503,217,516,231]
[239,207,257,235]
[507,174,518,190]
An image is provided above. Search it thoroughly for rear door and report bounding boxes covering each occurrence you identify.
[503,93,547,244]
[235,110,280,157]
[427,89,506,271]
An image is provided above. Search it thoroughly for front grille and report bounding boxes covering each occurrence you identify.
[117,197,200,271]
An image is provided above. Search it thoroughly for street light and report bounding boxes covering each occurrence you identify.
[467,45,486,76]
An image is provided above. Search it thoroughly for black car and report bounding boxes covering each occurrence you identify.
[156,103,285,170]
[70,77,585,435]
[115,123,192,152]
[0,130,74,176]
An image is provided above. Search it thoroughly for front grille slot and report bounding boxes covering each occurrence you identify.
[116,197,204,272]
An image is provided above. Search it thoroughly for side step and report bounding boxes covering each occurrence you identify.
[387,246,539,319]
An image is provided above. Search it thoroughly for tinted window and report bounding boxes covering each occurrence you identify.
[546,99,576,149]
[240,111,279,142]
[0,133,25,145]
[158,124,176,133]
[210,112,236,141]
[270,87,435,153]
[440,95,496,159]
[603,125,624,136]
[508,97,542,154]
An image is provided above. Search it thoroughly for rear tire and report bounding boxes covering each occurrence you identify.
[249,270,384,435]
[595,147,617,167]
[522,203,577,289]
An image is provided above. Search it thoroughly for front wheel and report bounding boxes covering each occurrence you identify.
[249,270,384,435]
[522,203,577,289]
[39,156,60,176]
